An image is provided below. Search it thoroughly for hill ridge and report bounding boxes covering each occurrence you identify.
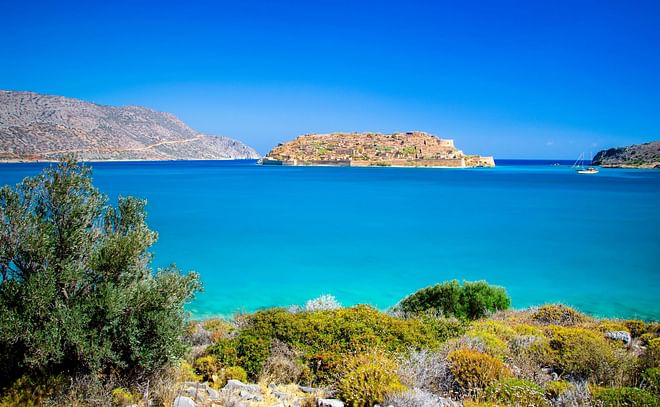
[0,90,259,161]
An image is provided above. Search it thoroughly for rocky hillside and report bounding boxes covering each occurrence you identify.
[0,91,259,161]
[260,131,495,168]
[592,141,660,168]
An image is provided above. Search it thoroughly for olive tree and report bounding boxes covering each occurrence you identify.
[0,158,201,387]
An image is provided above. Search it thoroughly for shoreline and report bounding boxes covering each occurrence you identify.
[0,157,261,164]
[185,302,660,323]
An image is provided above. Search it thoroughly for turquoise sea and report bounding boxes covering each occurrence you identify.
[1,160,659,320]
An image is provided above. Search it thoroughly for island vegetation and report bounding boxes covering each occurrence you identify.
[1,159,659,406]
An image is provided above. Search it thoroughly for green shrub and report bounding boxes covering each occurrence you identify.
[234,334,271,379]
[397,280,511,320]
[544,380,575,399]
[465,330,508,359]
[207,338,240,367]
[206,335,270,380]
[532,304,588,326]
[591,386,659,406]
[547,326,618,382]
[0,158,201,388]
[506,334,554,380]
[447,349,510,394]
[643,368,660,396]
[484,378,549,406]
[337,352,406,407]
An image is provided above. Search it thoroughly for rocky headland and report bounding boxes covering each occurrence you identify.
[0,90,260,161]
[259,132,495,168]
[592,141,660,169]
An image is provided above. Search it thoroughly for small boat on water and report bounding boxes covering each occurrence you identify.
[572,152,599,174]
[577,167,599,174]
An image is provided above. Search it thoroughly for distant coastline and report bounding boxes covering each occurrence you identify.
[0,90,260,162]
[592,141,660,169]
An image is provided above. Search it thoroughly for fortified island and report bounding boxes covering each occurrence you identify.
[259,131,495,168]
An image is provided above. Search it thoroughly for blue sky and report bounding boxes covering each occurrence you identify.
[2,0,659,158]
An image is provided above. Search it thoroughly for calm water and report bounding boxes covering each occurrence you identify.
[1,160,659,320]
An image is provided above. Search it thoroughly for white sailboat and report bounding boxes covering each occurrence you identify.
[572,152,599,174]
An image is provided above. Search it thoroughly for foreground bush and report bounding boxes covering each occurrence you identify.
[0,158,200,391]
[547,326,621,383]
[447,349,510,395]
[337,352,405,407]
[397,280,511,320]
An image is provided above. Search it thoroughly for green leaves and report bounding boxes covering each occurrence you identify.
[397,280,511,320]
[0,157,201,387]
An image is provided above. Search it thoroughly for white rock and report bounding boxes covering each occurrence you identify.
[224,379,261,395]
[207,387,220,400]
[605,330,632,345]
[173,396,196,407]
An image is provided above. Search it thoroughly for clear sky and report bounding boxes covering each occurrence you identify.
[2,0,659,158]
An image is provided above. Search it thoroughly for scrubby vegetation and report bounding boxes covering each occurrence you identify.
[189,295,660,406]
[2,158,660,406]
[0,158,200,404]
[205,304,466,383]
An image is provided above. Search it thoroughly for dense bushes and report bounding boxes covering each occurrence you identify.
[0,159,200,395]
[396,280,511,320]
[208,304,466,382]
[447,349,510,394]
[547,326,621,382]
[198,293,657,406]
